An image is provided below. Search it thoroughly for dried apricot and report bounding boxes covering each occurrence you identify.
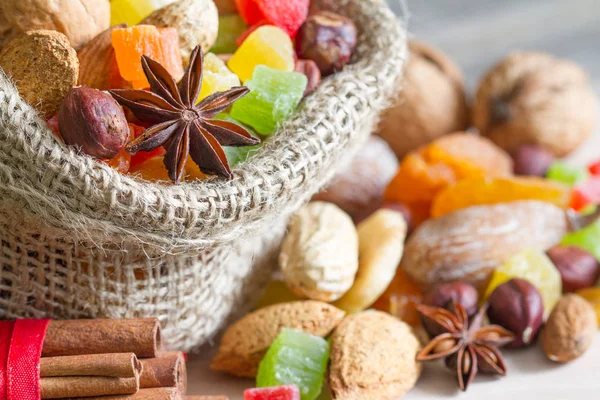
[431,177,571,217]
[371,269,423,326]
[129,156,171,182]
[384,133,512,224]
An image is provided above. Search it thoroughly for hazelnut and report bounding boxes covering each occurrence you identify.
[511,144,556,177]
[376,41,469,158]
[487,278,544,348]
[295,59,322,96]
[473,52,598,156]
[312,136,398,221]
[547,245,600,293]
[59,87,129,159]
[421,282,478,337]
[295,11,357,76]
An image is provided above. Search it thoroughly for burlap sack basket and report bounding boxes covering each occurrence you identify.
[0,0,406,351]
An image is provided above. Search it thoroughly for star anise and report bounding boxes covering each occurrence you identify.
[109,46,259,183]
[416,302,514,391]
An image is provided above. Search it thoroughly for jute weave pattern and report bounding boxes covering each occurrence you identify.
[0,0,406,350]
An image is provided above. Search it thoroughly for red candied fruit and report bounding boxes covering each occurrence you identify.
[47,115,62,139]
[244,385,301,400]
[235,0,309,38]
[570,176,600,211]
[588,160,600,176]
[128,123,167,168]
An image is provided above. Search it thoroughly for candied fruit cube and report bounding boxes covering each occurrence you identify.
[228,26,295,82]
[230,66,307,135]
[235,0,309,38]
[112,25,184,89]
[384,133,513,224]
[129,156,172,183]
[244,385,301,400]
[547,161,589,186]
[569,176,600,211]
[562,218,600,262]
[484,249,561,317]
[431,177,571,217]
[111,0,177,26]
[211,14,249,54]
[128,124,167,168]
[372,269,423,326]
[197,53,241,101]
[588,160,600,176]
[257,328,329,400]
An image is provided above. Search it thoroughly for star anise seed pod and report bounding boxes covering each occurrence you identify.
[416,302,514,391]
[110,45,259,183]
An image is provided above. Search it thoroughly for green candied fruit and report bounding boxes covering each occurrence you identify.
[257,328,330,400]
[547,161,589,186]
[562,218,600,262]
[211,14,248,54]
[214,113,262,167]
[230,65,308,135]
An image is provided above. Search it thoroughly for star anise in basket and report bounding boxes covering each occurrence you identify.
[416,302,514,391]
[110,46,259,183]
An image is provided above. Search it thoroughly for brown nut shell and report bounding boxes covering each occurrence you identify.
[487,278,544,348]
[59,87,129,159]
[211,301,345,378]
[473,52,598,156]
[511,144,556,177]
[0,0,110,50]
[376,41,469,158]
[401,201,568,291]
[312,136,398,221]
[542,294,597,363]
[0,30,79,118]
[329,311,421,400]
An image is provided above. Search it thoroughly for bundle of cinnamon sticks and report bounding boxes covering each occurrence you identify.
[38,318,190,399]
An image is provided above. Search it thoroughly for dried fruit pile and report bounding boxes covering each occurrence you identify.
[209,40,600,399]
[0,0,357,184]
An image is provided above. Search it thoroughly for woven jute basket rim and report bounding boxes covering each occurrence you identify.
[0,0,406,252]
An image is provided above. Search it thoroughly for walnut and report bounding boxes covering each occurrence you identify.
[376,40,469,158]
[0,0,110,50]
[473,52,598,156]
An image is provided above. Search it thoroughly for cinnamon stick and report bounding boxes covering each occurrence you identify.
[40,376,139,399]
[140,351,186,393]
[40,353,142,377]
[42,319,161,358]
[72,388,182,399]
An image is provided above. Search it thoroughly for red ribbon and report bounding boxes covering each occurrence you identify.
[0,319,50,400]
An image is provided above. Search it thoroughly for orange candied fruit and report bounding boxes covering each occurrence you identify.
[104,150,131,174]
[372,269,423,326]
[384,133,513,224]
[111,25,184,89]
[129,156,209,183]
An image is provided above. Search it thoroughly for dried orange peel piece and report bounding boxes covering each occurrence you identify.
[431,177,571,218]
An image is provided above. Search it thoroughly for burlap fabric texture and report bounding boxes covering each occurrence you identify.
[0,0,407,351]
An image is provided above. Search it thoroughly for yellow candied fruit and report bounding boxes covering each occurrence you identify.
[575,287,600,325]
[197,53,241,102]
[228,26,295,82]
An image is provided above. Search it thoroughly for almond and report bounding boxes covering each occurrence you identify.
[402,200,568,291]
[210,301,345,378]
[0,30,79,118]
[329,311,421,400]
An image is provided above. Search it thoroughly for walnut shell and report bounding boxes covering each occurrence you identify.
[142,0,219,66]
[402,201,568,291]
[0,0,110,50]
[376,40,469,158]
[473,52,598,156]
[329,311,421,400]
[312,136,398,221]
[210,301,345,377]
[0,30,79,118]
[542,294,597,363]
[279,202,359,301]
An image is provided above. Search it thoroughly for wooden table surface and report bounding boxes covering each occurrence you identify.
[187,0,600,398]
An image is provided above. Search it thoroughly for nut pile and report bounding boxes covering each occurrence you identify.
[0,0,357,184]
[211,38,600,399]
